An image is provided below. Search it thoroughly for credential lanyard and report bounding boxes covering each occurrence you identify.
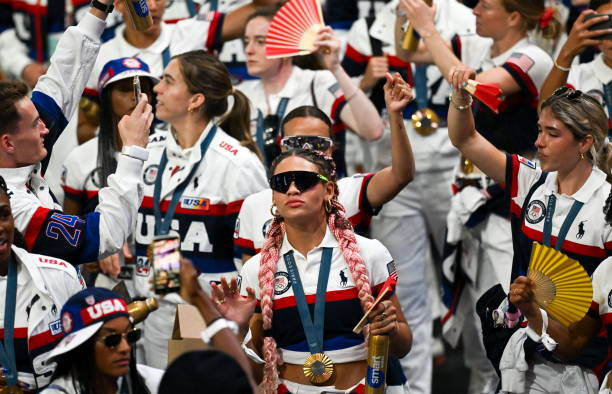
[283,247,332,354]
[153,126,217,235]
[0,259,18,386]
[256,97,290,154]
[542,194,584,250]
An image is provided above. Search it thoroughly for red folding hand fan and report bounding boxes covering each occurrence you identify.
[265,0,324,59]
[464,79,505,114]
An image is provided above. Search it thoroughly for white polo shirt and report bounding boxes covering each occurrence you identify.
[239,226,396,364]
[506,154,612,278]
[238,65,348,136]
[567,53,612,118]
[234,173,376,256]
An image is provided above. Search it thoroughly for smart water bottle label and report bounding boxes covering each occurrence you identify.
[366,355,386,388]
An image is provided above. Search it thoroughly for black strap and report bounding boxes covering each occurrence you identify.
[310,77,319,109]
[90,0,114,13]
[365,16,386,113]
[366,16,383,57]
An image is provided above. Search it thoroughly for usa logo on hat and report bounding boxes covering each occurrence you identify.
[122,58,142,69]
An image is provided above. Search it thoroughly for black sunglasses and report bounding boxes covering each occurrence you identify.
[98,328,141,349]
[552,86,583,101]
[269,171,330,193]
[280,136,334,152]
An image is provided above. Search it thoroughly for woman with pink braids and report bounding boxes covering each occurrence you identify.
[213,146,412,393]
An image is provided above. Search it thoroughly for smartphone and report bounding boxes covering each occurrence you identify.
[585,13,612,40]
[133,75,141,104]
[147,235,181,295]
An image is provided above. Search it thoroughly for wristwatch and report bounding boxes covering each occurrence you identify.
[90,0,114,14]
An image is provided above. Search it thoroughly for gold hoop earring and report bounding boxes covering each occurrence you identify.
[324,200,332,214]
[270,204,280,218]
[579,152,585,160]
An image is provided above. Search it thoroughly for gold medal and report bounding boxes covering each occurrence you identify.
[303,353,334,385]
[411,108,439,136]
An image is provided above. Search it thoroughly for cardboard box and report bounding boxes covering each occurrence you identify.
[167,304,209,364]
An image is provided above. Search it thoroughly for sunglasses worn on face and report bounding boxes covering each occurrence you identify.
[98,328,141,349]
[269,171,329,193]
[280,136,334,152]
[552,86,583,101]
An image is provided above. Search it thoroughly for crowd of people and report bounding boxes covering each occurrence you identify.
[0,0,611,393]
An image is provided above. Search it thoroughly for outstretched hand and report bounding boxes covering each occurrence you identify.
[383,72,414,113]
[211,277,257,332]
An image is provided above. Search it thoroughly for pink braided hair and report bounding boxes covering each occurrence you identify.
[258,150,374,393]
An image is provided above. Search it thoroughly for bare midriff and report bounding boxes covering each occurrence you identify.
[279,360,367,389]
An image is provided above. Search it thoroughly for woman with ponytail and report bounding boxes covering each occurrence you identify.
[131,50,268,369]
[219,148,412,393]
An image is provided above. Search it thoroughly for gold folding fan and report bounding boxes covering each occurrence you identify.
[527,242,593,327]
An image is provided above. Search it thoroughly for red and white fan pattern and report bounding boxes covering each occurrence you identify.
[265,0,324,59]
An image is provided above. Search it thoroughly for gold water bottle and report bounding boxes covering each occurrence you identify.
[365,335,389,394]
[121,0,153,31]
[128,297,159,324]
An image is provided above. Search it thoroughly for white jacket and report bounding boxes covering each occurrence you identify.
[0,12,145,264]
[41,364,163,394]
[9,245,85,388]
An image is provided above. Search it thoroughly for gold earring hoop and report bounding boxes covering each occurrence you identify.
[579,152,585,160]
[270,204,280,218]
[324,200,332,214]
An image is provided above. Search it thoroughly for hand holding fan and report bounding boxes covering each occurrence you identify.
[265,0,324,59]
[353,271,398,334]
[527,242,593,327]
[463,79,504,114]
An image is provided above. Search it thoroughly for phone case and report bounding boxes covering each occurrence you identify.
[584,13,612,40]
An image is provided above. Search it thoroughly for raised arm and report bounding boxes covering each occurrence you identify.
[447,66,506,183]
[12,96,153,264]
[400,0,522,96]
[33,2,114,173]
[540,10,612,106]
[366,73,415,208]
[315,27,384,140]
[180,259,257,389]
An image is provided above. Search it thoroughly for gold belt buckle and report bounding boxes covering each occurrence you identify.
[411,108,439,136]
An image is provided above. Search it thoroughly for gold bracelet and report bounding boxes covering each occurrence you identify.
[449,92,473,110]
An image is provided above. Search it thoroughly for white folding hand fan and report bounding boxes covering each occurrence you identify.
[265,0,324,59]
[527,242,593,327]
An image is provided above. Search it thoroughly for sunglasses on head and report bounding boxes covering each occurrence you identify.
[280,136,334,152]
[269,171,329,193]
[98,328,141,349]
[552,86,583,101]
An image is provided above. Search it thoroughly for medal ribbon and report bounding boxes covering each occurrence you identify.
[542,194,583,250]
[283,247,332,354]
[0,258,18,386]
[153,126,217,235]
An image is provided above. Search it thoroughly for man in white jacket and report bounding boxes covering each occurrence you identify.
[0,0,153,266]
